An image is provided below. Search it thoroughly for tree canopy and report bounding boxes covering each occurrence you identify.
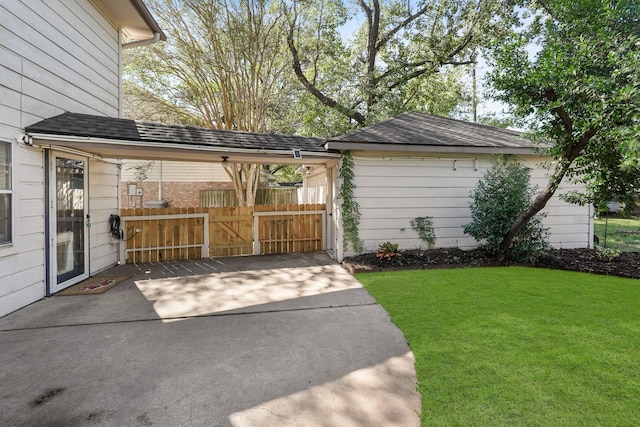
[486,0,640,258]
[123,0,293,205]
[286,0,516,129]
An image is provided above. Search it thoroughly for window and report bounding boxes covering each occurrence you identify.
[0,141,11,244]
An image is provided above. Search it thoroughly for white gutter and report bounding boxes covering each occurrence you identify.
[34,143,121,166]
[325,141,536,155]
[26,133,340,159]
[122,32,161,49]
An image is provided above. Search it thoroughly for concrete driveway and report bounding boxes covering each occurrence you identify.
[0,252,420,426]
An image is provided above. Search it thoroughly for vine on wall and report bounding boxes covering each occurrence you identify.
[338,151,363,253]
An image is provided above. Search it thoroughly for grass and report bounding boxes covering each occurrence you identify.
[594,216,640,252]
[358,267,640,426]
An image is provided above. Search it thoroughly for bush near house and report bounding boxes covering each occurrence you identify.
[464,156,549,262]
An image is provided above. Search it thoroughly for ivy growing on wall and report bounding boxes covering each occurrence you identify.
[338,151,363,253]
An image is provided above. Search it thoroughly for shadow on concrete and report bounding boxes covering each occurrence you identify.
[0,253,421,426]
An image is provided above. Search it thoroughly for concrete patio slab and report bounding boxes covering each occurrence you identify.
[0,253,421,426]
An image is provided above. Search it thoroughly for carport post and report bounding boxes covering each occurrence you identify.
[203,215,209,257]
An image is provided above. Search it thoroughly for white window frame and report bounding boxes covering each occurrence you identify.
[0,139,12,246]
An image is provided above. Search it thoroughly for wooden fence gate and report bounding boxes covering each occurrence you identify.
[119,204,325,263]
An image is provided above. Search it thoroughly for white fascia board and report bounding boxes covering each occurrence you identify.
[27,133,339,163]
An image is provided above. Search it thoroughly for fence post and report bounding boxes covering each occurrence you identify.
[203,212,209,257]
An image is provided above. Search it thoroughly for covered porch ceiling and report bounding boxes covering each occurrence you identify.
[24,113,338,166]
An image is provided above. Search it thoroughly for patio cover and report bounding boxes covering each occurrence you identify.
[24,113,338,165]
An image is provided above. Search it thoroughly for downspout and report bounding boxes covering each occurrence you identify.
[122,32,161,49]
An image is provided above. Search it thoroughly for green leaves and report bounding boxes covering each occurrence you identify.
[124,0,292,133]
[338,151,364,253]
[410,216,436,248]
[464,156,549,262]
[484,0,640,250]
[288,0,518,128]
[376,241,401,262]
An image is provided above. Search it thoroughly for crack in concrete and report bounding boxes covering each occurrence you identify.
[0,302,378,333]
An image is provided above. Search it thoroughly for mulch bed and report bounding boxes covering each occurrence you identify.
[343,248,640,279]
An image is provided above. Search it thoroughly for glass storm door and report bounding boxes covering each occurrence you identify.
[52,155,88,291]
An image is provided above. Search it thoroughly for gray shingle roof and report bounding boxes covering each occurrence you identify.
[25,112,327,152]
[327,111,532,150]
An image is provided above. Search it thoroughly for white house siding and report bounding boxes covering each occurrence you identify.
[120,160,230,183]
[300,168,328,204]
[1,0,120,127]
[88,159,120,273]
[0,0,122,316]
[0,126,45,318]
[351,154,592,255]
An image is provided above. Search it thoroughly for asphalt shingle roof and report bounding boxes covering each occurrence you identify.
[26,111,534,157]
[327,111,532,149]
[25,112,327,152]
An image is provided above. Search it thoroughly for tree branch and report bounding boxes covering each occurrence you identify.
[286,19,366,126]
[376,3,431,51]
[545,88,573,135]
[496,124,599,261]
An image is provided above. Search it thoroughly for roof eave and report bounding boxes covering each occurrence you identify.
[26,133,338,164]
[95,0,166,42]
[129,0,167,40]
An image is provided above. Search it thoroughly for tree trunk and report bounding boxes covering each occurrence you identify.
[495,124,598,261]
[495,162,568,261]
[223,162,261,207]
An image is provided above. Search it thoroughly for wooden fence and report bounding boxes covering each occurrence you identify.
[200,188,300,207]
[119,204,325,263]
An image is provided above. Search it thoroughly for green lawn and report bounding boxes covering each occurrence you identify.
[594,216,640,252]
[358,267,640,426]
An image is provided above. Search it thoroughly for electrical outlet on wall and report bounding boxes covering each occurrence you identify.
[136,188,143,196]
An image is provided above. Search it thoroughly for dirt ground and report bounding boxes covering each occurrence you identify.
[343,248,640,279]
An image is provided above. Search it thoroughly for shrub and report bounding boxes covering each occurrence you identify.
[597,247,621,261]
[463,156,549,262]
[376,242,401,262]
[410,216,436,248]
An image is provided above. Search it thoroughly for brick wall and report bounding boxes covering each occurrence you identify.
[121,181,235,209]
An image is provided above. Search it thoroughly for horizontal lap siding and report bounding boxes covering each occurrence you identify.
[89,160,119,272]
[0,128,45,317]
[0,47,24,129]
[0,0,119,126]
[0,0,121,316]
[530,165,591,248]
[121,160,231,183]
[352,155,591,254]
[301,172,326,204]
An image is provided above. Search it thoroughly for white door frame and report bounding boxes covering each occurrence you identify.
[49,151,90,293]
